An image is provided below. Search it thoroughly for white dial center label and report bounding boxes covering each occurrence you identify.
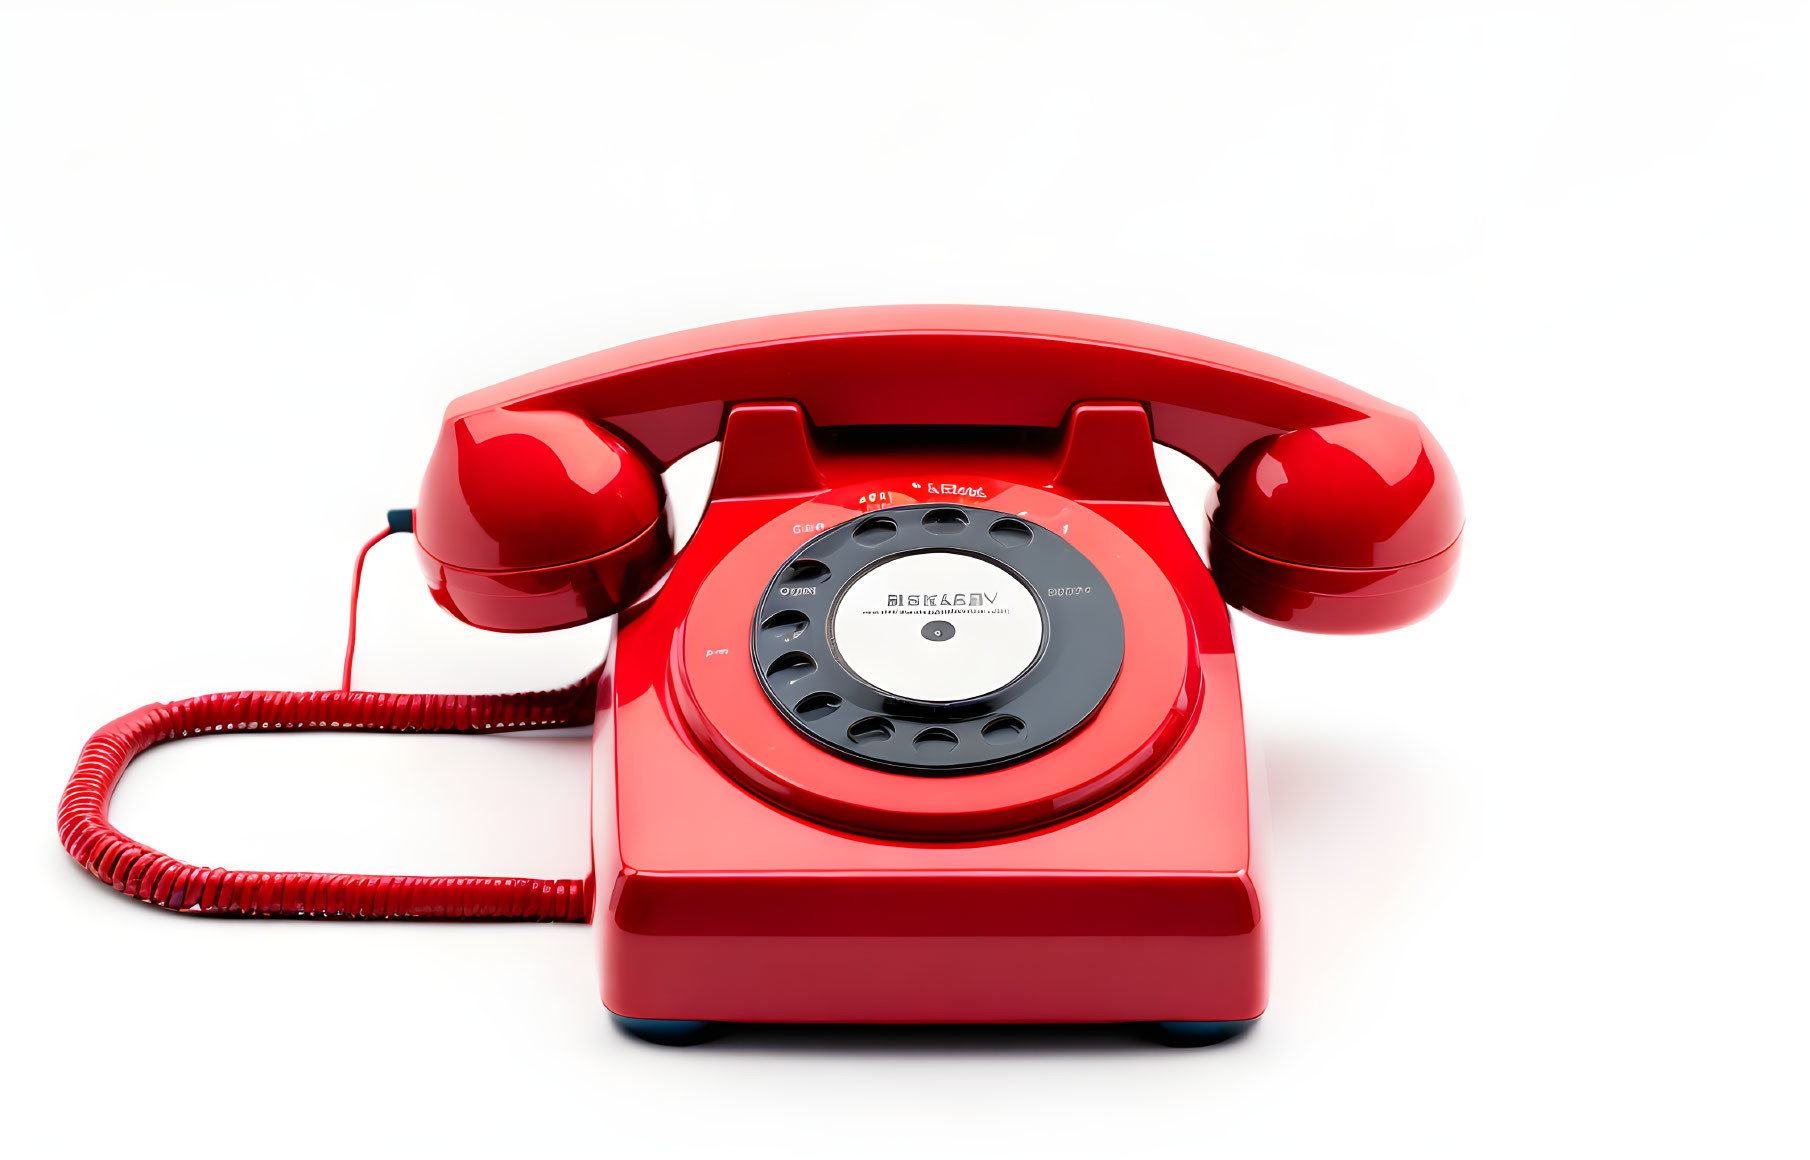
[828,551,1044,703]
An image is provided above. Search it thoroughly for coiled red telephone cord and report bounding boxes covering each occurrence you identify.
[56,524,596,922]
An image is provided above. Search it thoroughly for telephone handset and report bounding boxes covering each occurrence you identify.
[414,304,1460,636]
[59,306,1459,1046]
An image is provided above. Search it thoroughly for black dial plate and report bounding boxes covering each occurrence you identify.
[750,504,1125,775]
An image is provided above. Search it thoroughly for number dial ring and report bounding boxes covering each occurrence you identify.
[750,505,1123,775]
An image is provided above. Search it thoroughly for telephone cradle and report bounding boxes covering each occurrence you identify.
[58,306,1461,1047]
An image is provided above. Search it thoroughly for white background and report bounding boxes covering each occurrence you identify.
[2,2,1805,1156]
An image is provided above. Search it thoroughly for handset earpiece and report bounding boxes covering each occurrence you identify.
[414,407,673,632]
[1207,413,1462,633]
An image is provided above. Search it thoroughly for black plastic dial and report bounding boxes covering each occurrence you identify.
[750,505,1124,775]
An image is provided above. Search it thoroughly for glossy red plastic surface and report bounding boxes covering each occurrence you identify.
[418,407,665,570]
[1213,415,1461,568]
[415,407,674,630]
[418,514,674,633]
[418,305,1461,635]
[1208,529,1463,634]
[594,404,1265,1023]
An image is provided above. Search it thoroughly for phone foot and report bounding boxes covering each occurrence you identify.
[609,1013,724,1046]
[1146,1018,1259,1047]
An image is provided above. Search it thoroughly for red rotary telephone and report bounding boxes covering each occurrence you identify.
[59,305,1461,1046]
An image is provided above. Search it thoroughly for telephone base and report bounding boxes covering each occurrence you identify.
[598,468,1268,1032]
